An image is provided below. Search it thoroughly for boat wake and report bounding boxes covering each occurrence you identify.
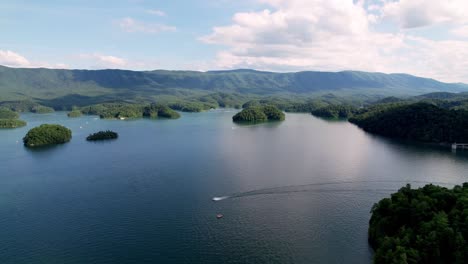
[212,196,230,202]
[212,179,457,202]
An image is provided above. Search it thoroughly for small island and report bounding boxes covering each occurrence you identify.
[233,105,285,123]
[369,183,468,263]
[31,105,55,114]
[0,119,27,128]
[86,130,118,141]
[0,108,20,119]
[23,124,72,147]
[67,110,83,118]
[0,108,27,128]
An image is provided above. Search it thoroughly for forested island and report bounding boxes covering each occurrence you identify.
[143,104,180,119]
[0,119,27,128]
[31,105,54,114]
[369,183,468,264]
[80,103,180,119]
[349,103,468,143]
[67,110,82,118]
[87,131,118,141]
[23,124,72,147]
[0,107,27,128]
[233,105,285,123]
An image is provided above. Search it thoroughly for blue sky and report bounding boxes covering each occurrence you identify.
[1,0,468,82]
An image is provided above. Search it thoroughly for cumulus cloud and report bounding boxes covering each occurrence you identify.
[118,17,176,33]
[78,53,127,68]
[200,0,468,82]
[381,0,468,28]
[201,0,401,72]
[0,50,31,67]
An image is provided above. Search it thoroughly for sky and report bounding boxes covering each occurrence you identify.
[1,0,468,83]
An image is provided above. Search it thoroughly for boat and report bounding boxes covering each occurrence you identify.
[216,214,224,219]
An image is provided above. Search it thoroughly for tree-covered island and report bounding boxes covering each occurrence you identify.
[233,105,285,123]
[23,124,72,147]
[80,103,180,120]
[86,131,118,141]
[0,107,20,119]
[0,119,27,128]
[369,183,468,264]
[143,104,180,119]
[0,107,27,128]
[67,110,83,118]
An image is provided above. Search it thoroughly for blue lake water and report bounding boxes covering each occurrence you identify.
[0,110,467,263]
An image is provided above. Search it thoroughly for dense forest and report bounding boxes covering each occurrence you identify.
[0,100,54,113]
[79,103,180,119]
[67,110,82,118]
[349,103,468,143]
[143,104,180,119]
[311,105,358,119]
[0,107,19,119]
[369,183,468,264]
[0,119,26,128]
[23,124,72,147]
[233,105,285,122]
[0,107,27,128]
[86,131,118,141]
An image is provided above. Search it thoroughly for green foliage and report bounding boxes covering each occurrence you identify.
[349,102,468,143]
[143,104,180,119]
[80,103,144,119]
[311,105,358,119]
[67,110,82,118]
[241,95,360,113]
[86,130,118,141]
[23,124,72,147]
[0,119,27,128]
[0,107,19,119]
[168,101,212,112]
[0,100,51,113]
[262,105,286,120]
[31,105,55,114]
[369,183,468,264]
[196,92,247,109]
[233,105,285,122]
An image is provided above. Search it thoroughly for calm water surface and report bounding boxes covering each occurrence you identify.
[0,111,467,263]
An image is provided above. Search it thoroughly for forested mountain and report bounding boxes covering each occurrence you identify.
[1,66,467,105]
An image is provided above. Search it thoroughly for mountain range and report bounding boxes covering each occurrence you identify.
[0,65,467,106]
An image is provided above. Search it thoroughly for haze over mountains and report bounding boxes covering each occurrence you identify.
[0,65,467,105]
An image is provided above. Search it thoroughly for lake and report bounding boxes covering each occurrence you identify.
[0,111,467,264]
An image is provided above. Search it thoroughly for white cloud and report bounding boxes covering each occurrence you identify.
[0,50,30,67]
[0,50,69,69]
[97,55,126,66]
[381,0,468,28]
[78,53,127,68]
[200,0,468,83]
[147,9,166,16]
[118,17,176,33]
[451,25,468,38]
[201,0,400,72]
